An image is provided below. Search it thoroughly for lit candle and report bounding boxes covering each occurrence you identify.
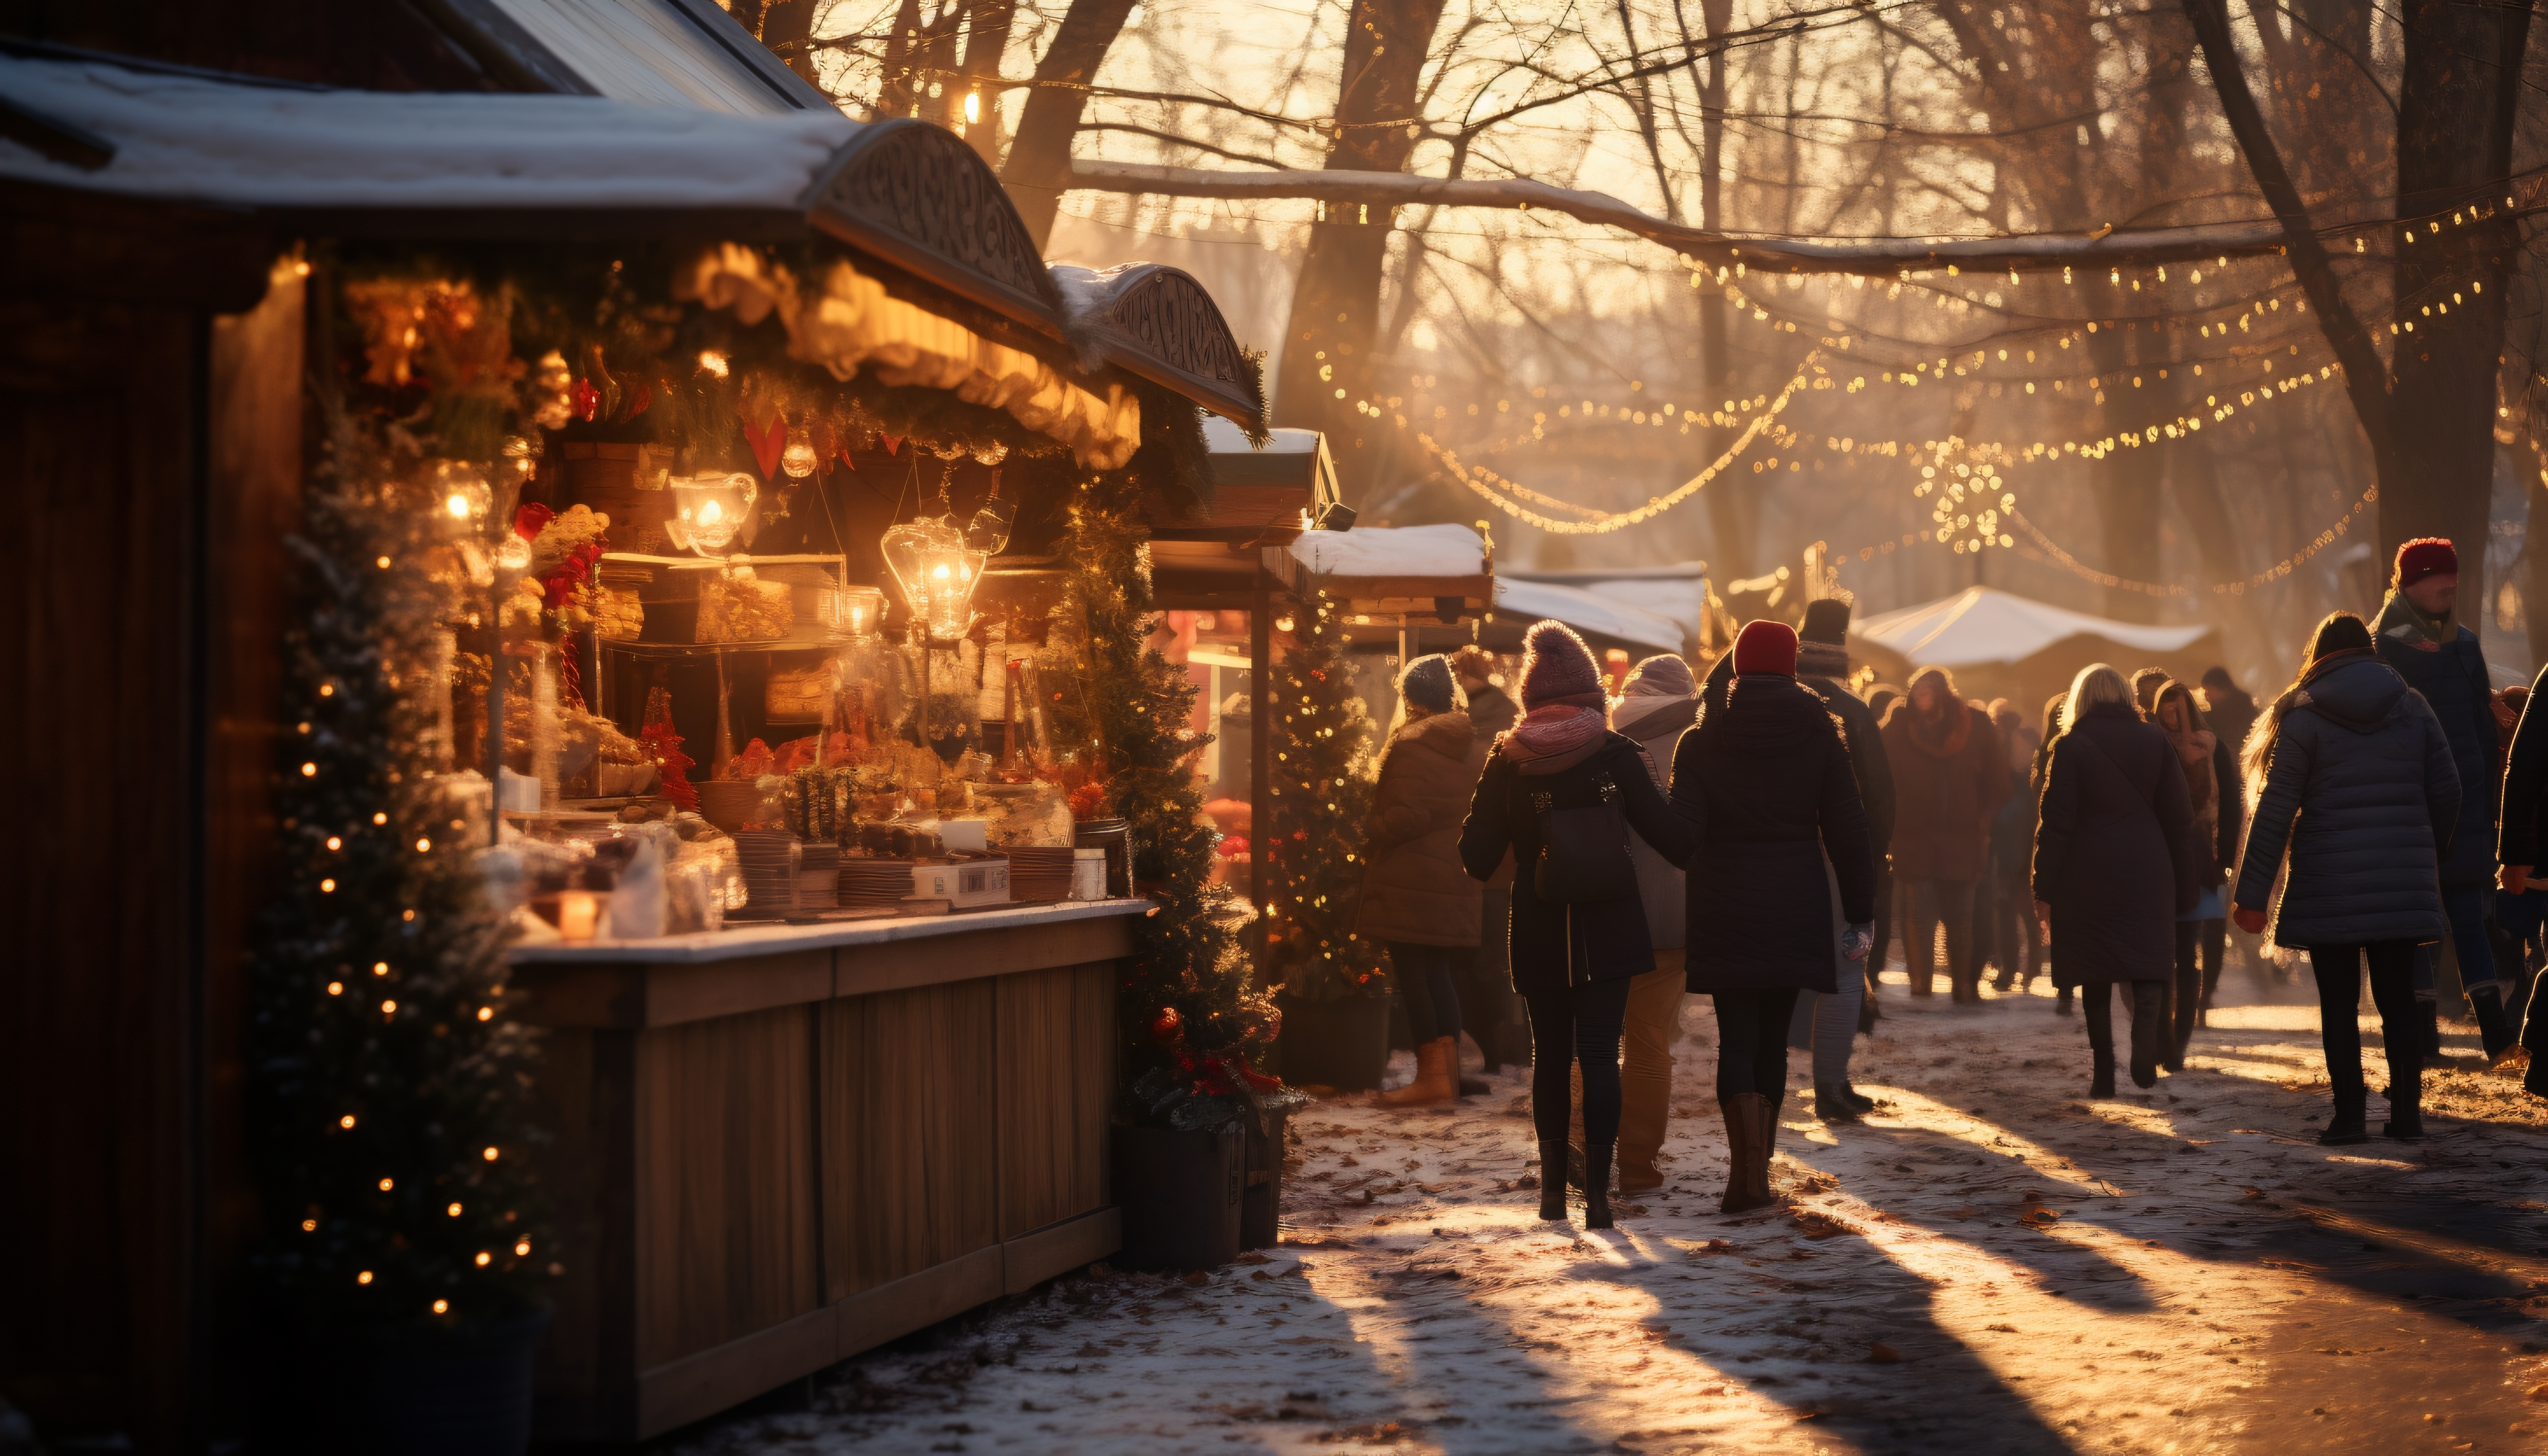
[557,890,599,941]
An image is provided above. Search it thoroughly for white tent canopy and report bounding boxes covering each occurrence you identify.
[1495,579,1684,656]
[1502,564,1707,646]
[1854,586,2210,667]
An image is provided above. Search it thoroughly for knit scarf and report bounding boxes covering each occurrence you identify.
[2375,589,2451,648]
[1501,704,1607,761]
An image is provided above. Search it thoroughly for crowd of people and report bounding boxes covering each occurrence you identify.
[1344,536,2548,1226]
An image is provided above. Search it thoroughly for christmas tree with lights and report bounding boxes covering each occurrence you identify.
[245,432,549,1334]
[1261,591,1389,1001]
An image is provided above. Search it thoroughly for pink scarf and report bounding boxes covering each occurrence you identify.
[1500,704,1606,761]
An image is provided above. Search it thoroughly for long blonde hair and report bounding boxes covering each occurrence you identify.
[2058,664,2132,734]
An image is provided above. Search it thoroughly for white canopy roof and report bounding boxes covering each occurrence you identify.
[1496,579,1685,655]
[1854,586,2211,667]
[1289,523,1485,581]
[0,52,854,211]
[484,0,827,115]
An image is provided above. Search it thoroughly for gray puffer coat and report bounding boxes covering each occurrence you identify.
[2233,651,2460,948]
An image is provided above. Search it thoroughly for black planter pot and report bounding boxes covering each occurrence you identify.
[1241,1109,1288,1250]
[1111,1124,1243,1271]
[1274,991,1391,1091]
[270,1305,549,1456]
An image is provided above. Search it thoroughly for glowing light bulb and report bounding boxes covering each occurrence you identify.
[446,493,471,518]
[699,499,724,525]
[340,1114,355,1128]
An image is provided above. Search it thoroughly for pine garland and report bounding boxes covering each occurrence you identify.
[244,417,549,1333]
[1260,593,1390,1001]
[1059,472,1292,1131]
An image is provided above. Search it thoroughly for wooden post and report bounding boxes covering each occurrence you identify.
[1250,585,1271,931]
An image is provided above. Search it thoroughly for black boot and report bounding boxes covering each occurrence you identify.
[1459,1074,1491,1097]
[2469,984,2515,1062]
[2090,1048,2115,1099]
[1816,1082,1862,1124]
[1582,1143,1616,1229]
[2384,1064,2424,1142]
[1840,1082,1878,1113]
[2056,987,2075,1017]
[2318,1092,2369,1145]
[2420,1000,2443,1058]
[2129,998,2163,1089]
[1536,1140,1568,1220]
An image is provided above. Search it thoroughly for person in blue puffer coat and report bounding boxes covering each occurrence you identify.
[2373,537,2515,1058]
[2233,613,2461,1145]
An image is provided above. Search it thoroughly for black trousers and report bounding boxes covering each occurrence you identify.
[2079,980,2164,1055]
[1387,942,1466,1045]
[1711,987,1802,1102]
[2307,942,2422,1110]
[1522,977,1633,1162]
[2169,920,2224,1060]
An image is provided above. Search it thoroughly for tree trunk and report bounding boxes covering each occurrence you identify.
[1002,0,1139,249]
[1269,0,1452,476]
[1694,0,1749,581]
[956,0,1018,167]
[753,0,822,87]
[2383,0,2533,615]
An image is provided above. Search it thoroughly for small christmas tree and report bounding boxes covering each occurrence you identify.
[245,429,548,1334]
[1261,591,1389,1001]
[1062,470,1290,1130]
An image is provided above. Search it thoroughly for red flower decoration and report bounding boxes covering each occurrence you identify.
[569,378,601,422]
[513,502,555,541]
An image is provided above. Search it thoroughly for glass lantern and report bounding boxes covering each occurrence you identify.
[822,583,886,640]
[665,472,758,557]
[880,517,987,641]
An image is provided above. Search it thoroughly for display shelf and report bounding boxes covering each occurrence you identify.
[505,894,1146,965]
[595,632,852,657]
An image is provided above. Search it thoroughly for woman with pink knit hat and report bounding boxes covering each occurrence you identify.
[1460,621,1696,1229]
[1673,620,1876,1213]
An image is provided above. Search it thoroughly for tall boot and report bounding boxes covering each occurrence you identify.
[2469,984,2516,1062]
[1536,1138,1569,1221]
[1717,1095,1770,1214]
[2384,1063,2424,1142]
[1378,1037,1456,1106]
[2089,1047,2115,1099]
[2420,1000,2443,1058]
[1747,1095,1782,1208]
[2128,990,2163,1089]
[2317,1089,2368,1145]
[1615,1075,1668,1194]
[1582,1141,1616,1229]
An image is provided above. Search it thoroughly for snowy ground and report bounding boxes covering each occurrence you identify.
[663,962,2548,1455]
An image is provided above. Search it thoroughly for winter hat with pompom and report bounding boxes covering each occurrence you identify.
[1517,620,1606,710]
[1399,654,1457,714]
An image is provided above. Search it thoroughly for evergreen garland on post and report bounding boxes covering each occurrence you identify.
[1261,591,1389,1001]
[245,423,549,1334]
[1059,471,1291,1131]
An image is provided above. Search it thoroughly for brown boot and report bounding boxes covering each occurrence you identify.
[1377,1036,1456,1106]
[1718,1094,1774,1214]
[1617,1072,1668,1194]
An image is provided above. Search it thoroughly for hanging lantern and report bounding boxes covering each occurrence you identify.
[665,472,757,557]
[822,583,886,640]
[880,516,986,641]
[780,438,819,479]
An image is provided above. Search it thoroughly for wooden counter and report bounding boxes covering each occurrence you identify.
[512,900,1144,1441]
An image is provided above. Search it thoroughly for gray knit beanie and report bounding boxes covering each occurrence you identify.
[1399,654,1457,714]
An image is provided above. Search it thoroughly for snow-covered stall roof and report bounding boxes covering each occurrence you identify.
[1203,417,1337,494]
[1289,523,1485,583]
[0,51,853,214]
[1501,564,1708,644]
[469,0,833,115]
[1495,579,1684,656]
[1854,586,2210,667]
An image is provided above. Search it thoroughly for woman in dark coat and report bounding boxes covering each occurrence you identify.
[1460,621,1695,1228]
[2234,613,2460,1143]
[1673,621,1876,1213]
[1357,654,1488,1108]
[2032,664,2195,1096]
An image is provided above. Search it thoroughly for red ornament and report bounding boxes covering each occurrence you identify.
[1149,1007,1183,1045]
[569,378,601,422]
[513,501,555,541]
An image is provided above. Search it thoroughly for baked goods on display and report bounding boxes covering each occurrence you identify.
[695,563,794,642]
[590,584,644,641]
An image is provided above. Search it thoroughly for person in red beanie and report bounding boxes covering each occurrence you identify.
[1460,621,1697,1229]
[1673,620,1876,1212]
[2374,536,2516,1059]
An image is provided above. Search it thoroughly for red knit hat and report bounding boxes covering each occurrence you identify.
[2394,537,2458,588]
[1732,619,1799,676]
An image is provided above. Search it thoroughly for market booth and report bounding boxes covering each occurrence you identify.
[0,43,1270,1450]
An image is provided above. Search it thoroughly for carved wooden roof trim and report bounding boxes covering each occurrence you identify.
[799,119,1068,340]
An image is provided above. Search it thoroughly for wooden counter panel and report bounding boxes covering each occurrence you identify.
[832,914,1135,1000]
[996,962,1116,1240]
[634,1008,820,1370]
[818,982,999,1303]
[512,948,832,1030]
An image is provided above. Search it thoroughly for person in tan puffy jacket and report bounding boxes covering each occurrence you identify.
[1357,655,1490,1106]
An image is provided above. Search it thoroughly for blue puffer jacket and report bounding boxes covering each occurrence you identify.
[2373,594,2498,888]
[2233,652,2460,947]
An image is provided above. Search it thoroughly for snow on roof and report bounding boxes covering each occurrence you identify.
[1853,586,2211,667]
[483,0,824,115]
[0,52,854,211]
[1496,578,1685,655]
[1289,523,1485,581]
[1501,565,1708,639]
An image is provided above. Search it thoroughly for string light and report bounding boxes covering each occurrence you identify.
[432,1299,448,1315]
[339,1114,355,1127]
[378,1178,394,1191]
[357,1270,373,1284]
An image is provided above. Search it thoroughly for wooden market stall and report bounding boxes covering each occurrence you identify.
[0,33,1268,1453]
